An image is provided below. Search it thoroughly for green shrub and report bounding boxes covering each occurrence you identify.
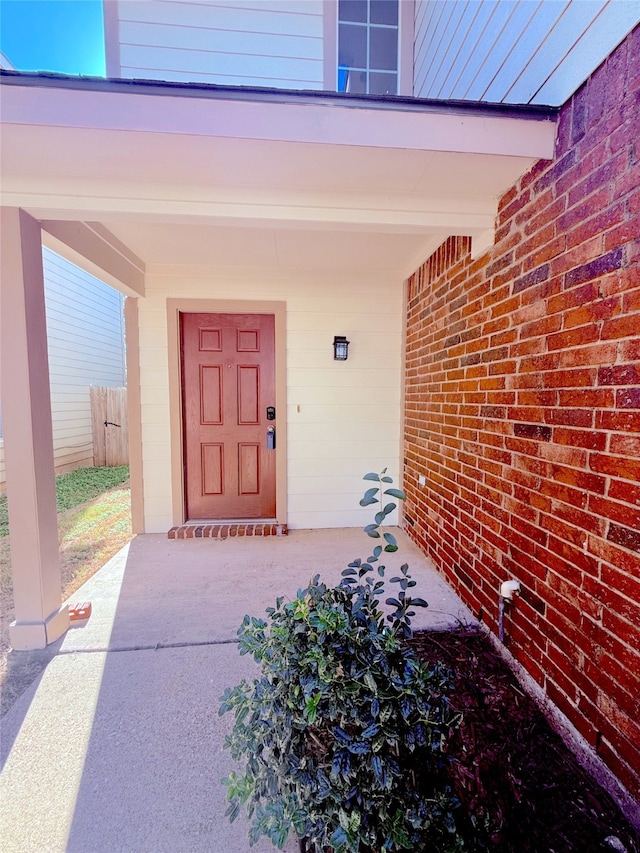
[220,471,462,852]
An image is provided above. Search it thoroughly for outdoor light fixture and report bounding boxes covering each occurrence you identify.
[333,335,350,361]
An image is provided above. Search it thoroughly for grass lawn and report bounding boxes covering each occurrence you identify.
[0,466,132,714]
[0,464,129,538]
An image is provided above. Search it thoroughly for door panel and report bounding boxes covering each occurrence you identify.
[238,444,260,494]
[181,312,276,520]
[201,366,222,423]
[201,444,223,495]
[238,366,259,424]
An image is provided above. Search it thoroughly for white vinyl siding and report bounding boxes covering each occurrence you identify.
[0,251,125,491]
[139,270,403,532]
[43,249,126,474]
[413,0,640,106]
[116,0,324,90]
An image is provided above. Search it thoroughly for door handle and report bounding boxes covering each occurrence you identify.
[266,426,276,450]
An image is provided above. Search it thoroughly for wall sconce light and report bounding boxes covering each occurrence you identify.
[333,335,350,361]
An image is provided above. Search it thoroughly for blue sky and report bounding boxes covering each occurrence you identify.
[0,0,105,75]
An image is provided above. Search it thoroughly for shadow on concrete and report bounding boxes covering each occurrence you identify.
[0,619,93,768]
[1,530,473,853]
[0,644,59,766]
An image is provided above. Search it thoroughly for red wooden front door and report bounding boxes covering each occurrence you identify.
[180,313,276,520]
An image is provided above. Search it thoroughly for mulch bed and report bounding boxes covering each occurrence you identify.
[409,629,640,853]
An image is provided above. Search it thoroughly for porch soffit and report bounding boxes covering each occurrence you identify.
[0,77,557,280]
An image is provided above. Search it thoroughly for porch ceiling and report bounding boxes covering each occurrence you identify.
[0,75,557,282]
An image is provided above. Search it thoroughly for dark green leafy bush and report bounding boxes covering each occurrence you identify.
[220,471,462,852]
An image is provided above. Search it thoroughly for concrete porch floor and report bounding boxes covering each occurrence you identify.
[0,528,475,853]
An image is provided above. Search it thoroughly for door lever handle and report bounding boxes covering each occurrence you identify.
[266,426,276,450]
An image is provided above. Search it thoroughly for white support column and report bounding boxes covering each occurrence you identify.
[124,297,145,534]
[0,208,69,649]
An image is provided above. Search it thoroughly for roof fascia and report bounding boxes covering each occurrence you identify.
[0,71,557,160]
[0,69,559,121]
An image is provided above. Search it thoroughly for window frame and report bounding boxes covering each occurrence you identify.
[324,0,414,96]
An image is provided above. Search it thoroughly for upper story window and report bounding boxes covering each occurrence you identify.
[338,0,399,95]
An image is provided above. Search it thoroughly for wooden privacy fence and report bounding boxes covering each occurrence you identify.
[90,386,129,467]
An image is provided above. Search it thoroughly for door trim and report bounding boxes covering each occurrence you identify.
[167,299,287,527]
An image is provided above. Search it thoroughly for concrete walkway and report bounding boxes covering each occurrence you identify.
[0,529,475,853]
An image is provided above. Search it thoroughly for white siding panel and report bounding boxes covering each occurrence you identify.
[529,0,640,105]
[120,21,322,59]
[413,0,430,42]
[120,0,322,35]
[454,2,540,100]
[492,1,603,103]
[424,1,487,100]
[43,248,126,473]
[413,0,451,96]
[118,0,324,90]
[120,44,322,83]
[440,1,503,99]
[413,0,638,106]
[480,1,568,102]
[452,1,530,101]
[414,0,464,97]
[0,251,125,487]
[119,67,323,88]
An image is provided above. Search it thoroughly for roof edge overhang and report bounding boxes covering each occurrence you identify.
[0,70,559,285]
[0,70,558,162]
[0,69,559,122]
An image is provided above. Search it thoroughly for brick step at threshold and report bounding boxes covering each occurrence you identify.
[168,522,287,539]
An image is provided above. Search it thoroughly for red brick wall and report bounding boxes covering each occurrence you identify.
[403,27,640,799]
